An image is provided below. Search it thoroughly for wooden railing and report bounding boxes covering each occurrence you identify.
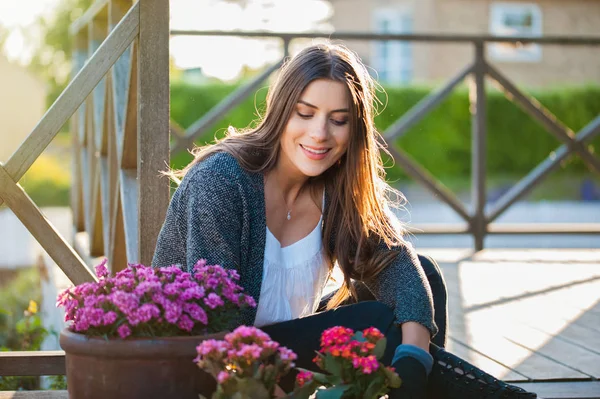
[169,30,600,251]
[0,0,169,380]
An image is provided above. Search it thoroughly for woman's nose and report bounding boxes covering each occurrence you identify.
[309,118,328,142]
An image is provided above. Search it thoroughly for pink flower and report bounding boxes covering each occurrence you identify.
[296,370,313,387]
[196,339,230,356]
[360,355,380,374]
[278,347,297,362]
[236,343,263,360]
[363,327,384,342]
[217,371,231,384]
[321,326,354,348]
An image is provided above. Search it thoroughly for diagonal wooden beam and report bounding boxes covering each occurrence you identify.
[487,115,600,223]
[0,2,139,208]
[486,63,600,174]
[121,38,138,169]
[0,164,97,285]
[384,62,474,141]
[170,59,284,155]
[384,142,471,222]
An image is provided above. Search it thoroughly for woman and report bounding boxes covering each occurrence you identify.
[152,43,535,399]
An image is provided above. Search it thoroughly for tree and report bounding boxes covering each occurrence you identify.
[28,0,93,104]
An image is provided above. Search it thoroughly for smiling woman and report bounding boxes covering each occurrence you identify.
[151,43,536,399]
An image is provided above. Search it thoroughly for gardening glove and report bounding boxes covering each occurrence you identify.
[388,344,433,399]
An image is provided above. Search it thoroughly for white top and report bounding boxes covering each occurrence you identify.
[254,213,330,328]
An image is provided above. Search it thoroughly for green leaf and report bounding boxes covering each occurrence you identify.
[323,354,343,376]
[308,371,330,385]
[373,337,386,359]
[324,374,343,386]
[286,380,320,399]
[382,366,402,388]
[234,378,270,399]
[315,385,351,399]
[352,331,366,342]
[363,375,385,399]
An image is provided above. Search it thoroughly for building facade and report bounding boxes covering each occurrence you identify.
[329,0,600,87]
[0,54,46,163]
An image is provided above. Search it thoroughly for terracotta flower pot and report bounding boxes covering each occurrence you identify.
[60,328,226,399]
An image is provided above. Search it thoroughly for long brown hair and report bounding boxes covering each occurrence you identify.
[172,43,406,308]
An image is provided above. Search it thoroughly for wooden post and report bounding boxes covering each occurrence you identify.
[137,0,170,266]
[470,42,487,251]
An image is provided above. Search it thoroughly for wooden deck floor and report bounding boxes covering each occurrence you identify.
[423,248,600,398]
[1,248,599,399]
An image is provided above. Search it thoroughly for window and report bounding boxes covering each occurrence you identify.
[372,8,413,84]
[489,3,542,62]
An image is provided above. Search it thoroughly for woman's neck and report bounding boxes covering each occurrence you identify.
[266,162,309,206]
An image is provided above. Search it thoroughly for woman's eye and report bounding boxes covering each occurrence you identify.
[331,119,348,126]
[297,112,313,119]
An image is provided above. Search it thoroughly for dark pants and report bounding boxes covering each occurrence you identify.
[261,254,448,391]
[316,254,447,347]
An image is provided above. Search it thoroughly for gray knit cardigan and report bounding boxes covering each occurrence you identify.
[151,152,438,336]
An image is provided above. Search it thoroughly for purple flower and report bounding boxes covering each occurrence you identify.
[204,293,224,309]
[117,324,132,339]
[177,314,194,332]
[110,291,140,314]
[134,281,162,296]
[57,261,255,339]
[183,303,208,324]
[103,311,118,325]
[163,300,183,324]
[95,259,109,279]
[137,304,160,323]
[180,286,205,301]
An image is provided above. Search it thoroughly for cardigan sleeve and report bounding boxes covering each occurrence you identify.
[151,165,244,273]
[361,240,438,338]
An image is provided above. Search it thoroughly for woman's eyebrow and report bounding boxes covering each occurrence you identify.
[298,99,349,113]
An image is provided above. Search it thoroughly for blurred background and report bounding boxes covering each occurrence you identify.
[2,0,599,213]
[0,0,599,392]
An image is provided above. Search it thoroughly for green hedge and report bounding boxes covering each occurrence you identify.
[170,82,600,182]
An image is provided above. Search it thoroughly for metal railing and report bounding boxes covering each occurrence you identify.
[169,30,600,251]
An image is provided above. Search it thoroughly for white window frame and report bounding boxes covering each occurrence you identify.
[489,2,543,62]
[371,7,413,84]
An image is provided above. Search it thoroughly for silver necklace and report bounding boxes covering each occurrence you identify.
[282,190,295,221]
[270,175,299,221]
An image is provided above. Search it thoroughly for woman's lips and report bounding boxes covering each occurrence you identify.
[300,144,331,160]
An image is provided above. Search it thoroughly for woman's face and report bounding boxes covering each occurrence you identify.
[278,79,351,179]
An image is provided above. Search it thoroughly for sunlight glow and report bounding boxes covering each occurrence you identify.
[453,252,600,380]
[169,0,333,81]
[1,0,333,81]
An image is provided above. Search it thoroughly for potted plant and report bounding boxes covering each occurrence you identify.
[290,326,401,399]
[57,259,256,399]
[195,325,298,399]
